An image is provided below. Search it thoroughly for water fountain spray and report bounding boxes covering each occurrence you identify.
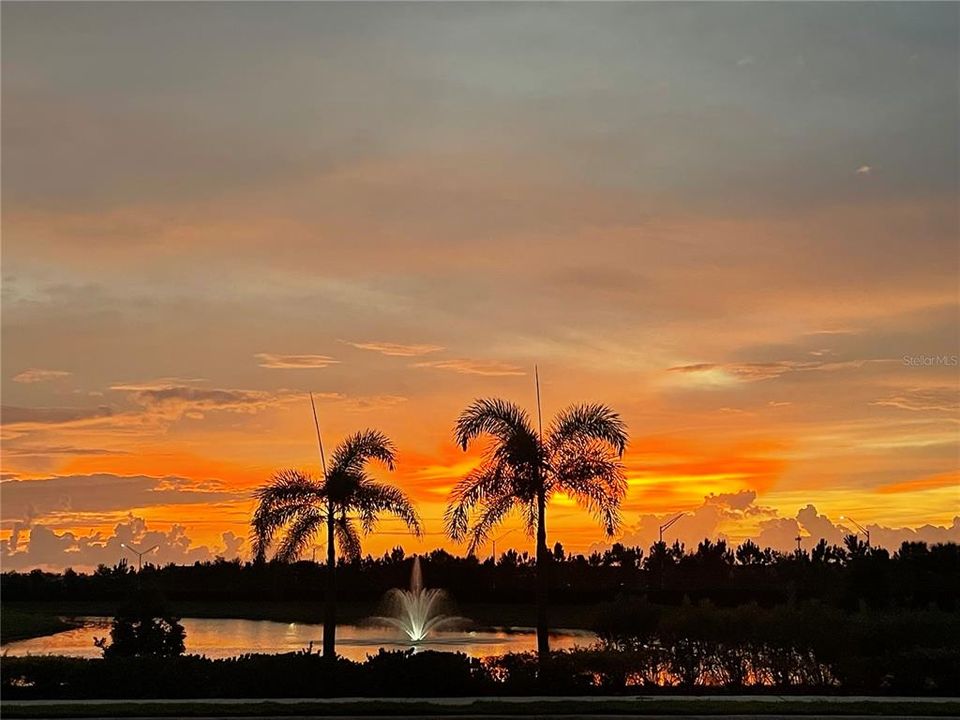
[373,557,463,642]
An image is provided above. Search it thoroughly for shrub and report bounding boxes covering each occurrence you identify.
[94,588,186,659]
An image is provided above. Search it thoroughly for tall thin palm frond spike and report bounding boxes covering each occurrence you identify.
[309,392,328,477]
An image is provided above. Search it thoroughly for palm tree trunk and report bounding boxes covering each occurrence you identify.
[535,487,550,670]
[323,501,336,660]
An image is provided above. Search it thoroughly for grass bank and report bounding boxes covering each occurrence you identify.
[1,609,77,643]
[3,697,960,717]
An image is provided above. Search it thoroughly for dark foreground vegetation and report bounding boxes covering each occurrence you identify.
[4,600,958,698]
[4,538,958,612]
[4,540,957,699]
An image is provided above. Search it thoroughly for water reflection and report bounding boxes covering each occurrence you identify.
[1,617,596,662]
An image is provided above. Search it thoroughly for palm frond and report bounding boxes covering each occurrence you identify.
[454,398,536,451]
[253,469,323,508]
[548,403,628,456]
[251,469,324,562]
[521,496,539,538]
[490,435,542,489]
[335,515,362,561]
[444,460,510,541]
[273,508,325,563]
[252,504,307,562]
[446,399,543,548]
[352,479,422,536]
[466,492,519,555]
[553,441,627,536]
[329,429,396,476]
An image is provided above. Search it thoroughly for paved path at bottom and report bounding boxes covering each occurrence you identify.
[5,696,958,720]
[5,695,958,705]
[3,716,955,720]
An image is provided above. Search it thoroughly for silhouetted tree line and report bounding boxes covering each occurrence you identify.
[4,537,957,612]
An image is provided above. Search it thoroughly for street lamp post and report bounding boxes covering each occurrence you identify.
[657,512,685,590]
[120,543,159,573]
[840,515,871,547]
[659,512,685,544]
[120,543,160,591]
[491,528,519,592]
[491,528,518,563]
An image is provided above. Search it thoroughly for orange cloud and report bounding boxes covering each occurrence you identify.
[624,436,788,497]
[876,471,960,495]
[411,359,526,376]
[254,354,339,369]
[61,451,267,489]
[12,369,72,384]
[345,341,443,357]
[394,442,485,500]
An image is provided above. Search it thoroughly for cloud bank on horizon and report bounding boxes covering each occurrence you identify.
[3,481,957,572]
[1,3,957,568]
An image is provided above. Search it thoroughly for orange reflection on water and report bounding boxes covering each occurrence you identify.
[1,617,596,662]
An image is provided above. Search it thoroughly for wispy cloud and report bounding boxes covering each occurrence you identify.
[1,445,125,458]
[1,405,114,426]
[412,358,526,376]
[345,341,444,357]
[111,382,292,418]
[871,388,959,413]
[0,473,240,522]
[255,353,339,369]
[668,359,870,383]
[12,369,71,384]
[342,394,408,411]
[876,471,960,495]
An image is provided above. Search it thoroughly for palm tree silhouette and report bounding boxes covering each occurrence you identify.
[252,430,421,659]
[445,398,628,668]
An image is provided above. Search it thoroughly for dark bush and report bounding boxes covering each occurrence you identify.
[95,587,185,659]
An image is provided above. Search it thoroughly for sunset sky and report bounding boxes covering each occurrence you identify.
[2,2,958,570]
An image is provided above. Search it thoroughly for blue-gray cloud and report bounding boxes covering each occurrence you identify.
[3,3,955,215]
[0,473,241,522]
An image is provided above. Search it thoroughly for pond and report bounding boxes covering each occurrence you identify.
[1,617,597,662]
